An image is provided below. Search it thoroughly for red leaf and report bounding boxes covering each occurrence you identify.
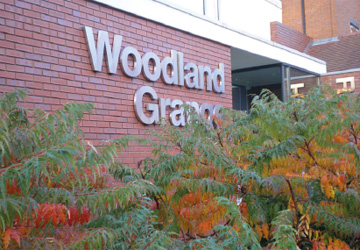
[43,209,51,228]
[51,210,58,227]
[35,207,43,228]
[68,206,79,226]
[10,229,21,247]
[80,205,91,225]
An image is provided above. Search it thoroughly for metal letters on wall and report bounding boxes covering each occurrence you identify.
[84,26,226,126]
[336,77,355,94]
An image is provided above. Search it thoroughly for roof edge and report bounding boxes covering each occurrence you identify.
[322,68,360,76]
[312,37,339,46]
[88,0,327,73]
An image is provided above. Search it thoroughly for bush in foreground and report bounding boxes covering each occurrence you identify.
[1,87,359,249]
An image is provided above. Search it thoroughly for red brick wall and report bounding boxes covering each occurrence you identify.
[322,71,360,95]
[282,0,304,34]
[282,0,337,40]
[290,72,360,97]
[291,77,319,95]
[303,0,338,40]
[283,0,360,40]
[0,0,232,167]
[336,0,360,36]
[271,21,312,52]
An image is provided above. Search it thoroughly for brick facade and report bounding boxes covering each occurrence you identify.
[275,0,360,96]
[290,72,360,98]
[282,0,304,35]
[282,0,360,40]
[0,0,232,166]
[290,71,360,96]
[271,21,312,52]
[335,0,360,36]
[304,0,338,40]
[291,76,319,96]
[322,71,360,95]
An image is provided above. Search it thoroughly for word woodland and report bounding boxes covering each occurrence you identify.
[84,26,226,126]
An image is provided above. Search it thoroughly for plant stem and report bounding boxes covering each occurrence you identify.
[286,179,299,225]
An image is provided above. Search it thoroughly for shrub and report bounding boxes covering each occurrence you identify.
[1,87,359,249]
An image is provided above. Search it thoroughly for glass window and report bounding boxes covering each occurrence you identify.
[232,65,283,111]
[232,64,320,111]
[289,67,320,98]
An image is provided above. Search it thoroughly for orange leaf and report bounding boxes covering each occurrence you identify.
[17,227,30,237]
[338,174,346,183]
[255,225,262,240]
[58,207,67,225]
[288,197,296,211]
[2,228,12,249]
[240,202,248,217]
[311,240,326,250]
[320,175,329,186]
[198,220,212,235]
[262,223,269,240]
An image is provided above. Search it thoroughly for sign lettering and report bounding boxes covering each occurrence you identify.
[84,26,225,126]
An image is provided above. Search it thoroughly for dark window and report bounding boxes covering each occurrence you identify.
[350,18,359,32]
[232,65,283,111]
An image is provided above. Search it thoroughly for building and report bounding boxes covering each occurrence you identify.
[282,0,360,40]
[0,0,357,166]
[272,0,360,95]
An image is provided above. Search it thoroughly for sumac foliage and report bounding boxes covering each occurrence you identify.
[0,90,167,249]
[1,87,360,249]
[130,87,360,249]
